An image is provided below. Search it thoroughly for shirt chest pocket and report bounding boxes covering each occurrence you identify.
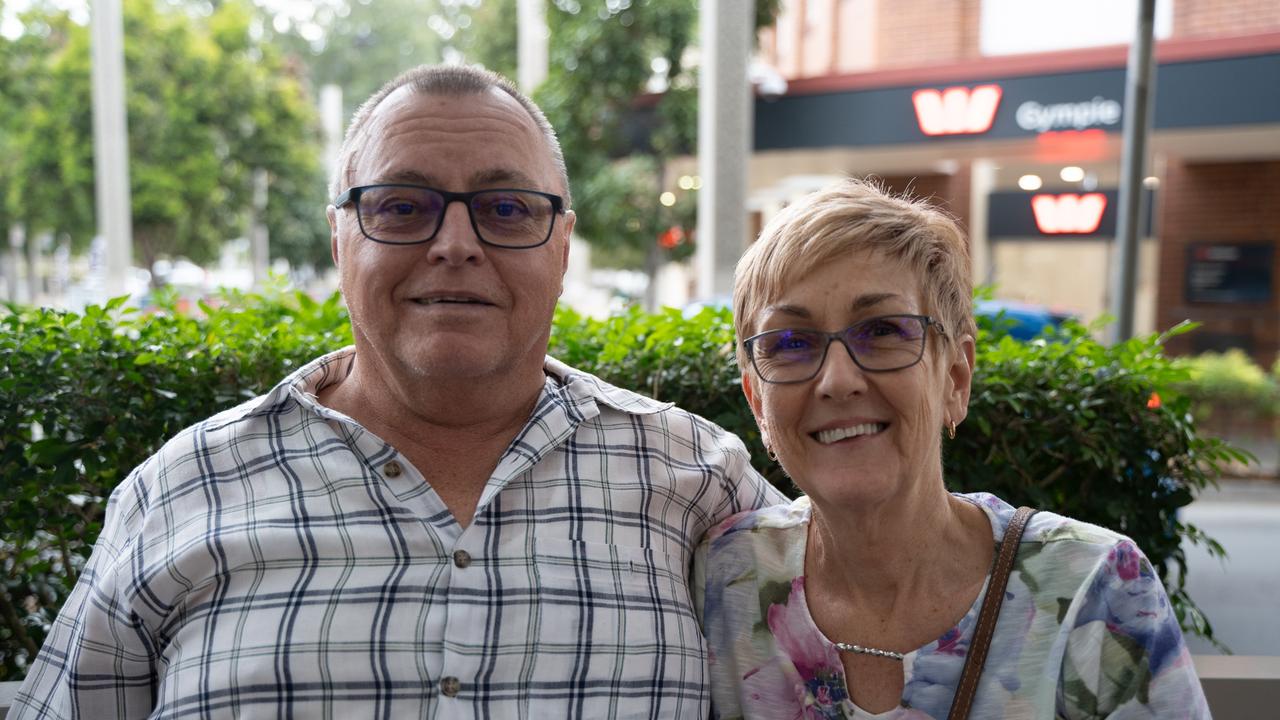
[526,537,708,717]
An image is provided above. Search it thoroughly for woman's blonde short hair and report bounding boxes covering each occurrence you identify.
[732,178,975,371]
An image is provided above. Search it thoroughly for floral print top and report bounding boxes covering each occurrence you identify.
[692,493,1209,719]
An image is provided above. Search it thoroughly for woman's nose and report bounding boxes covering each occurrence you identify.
[814,339,869,398]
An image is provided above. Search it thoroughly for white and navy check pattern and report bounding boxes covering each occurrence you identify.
[12,348,785,719]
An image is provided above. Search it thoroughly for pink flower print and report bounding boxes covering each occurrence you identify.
[1110,540,1142,581]
[935,625,965,656]
[767,578,844,680]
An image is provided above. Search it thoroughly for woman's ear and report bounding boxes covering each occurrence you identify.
[945,333,976,426]
[741,369,770,448]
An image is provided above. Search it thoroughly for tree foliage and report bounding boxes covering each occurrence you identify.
[453,0,781,271]
[0,0,329,272]
[262,0,448,123]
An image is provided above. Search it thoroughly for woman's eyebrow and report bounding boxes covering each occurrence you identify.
[851,292,902,311]
[763,303,812,320]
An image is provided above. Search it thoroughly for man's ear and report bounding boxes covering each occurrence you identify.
[560,210,575,275]
[327,205,340,268]
[946,333,976,426]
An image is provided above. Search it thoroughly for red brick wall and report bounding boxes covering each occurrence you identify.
[873,170,972,245]
[1156,160,1280,364]
[874,0,981,69]
[1174,0,1280,38]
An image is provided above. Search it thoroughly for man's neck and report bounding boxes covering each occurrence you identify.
[317,351,547,526]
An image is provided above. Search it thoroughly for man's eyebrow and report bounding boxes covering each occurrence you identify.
[469,168,538,188]
[381,169,438,186]
[375,168,540,190]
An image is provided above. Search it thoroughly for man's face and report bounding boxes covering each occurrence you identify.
[328,86,573,387]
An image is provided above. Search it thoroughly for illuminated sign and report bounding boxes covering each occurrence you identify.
[1031,193,1107,234]
[912,85,1002,136]
[1016,97,1122,133]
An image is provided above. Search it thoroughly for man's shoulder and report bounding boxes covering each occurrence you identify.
[142,353,335,474]
[545,355,673,416]
[547,356,729,422]
[545,355,757,463]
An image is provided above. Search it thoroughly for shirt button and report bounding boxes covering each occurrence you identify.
[383,461,402,478]
[453,550,472,569]
[440,676,461,697]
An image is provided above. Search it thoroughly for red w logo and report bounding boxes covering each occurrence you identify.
[912,85,1002,136]
[1031,193,1107,234]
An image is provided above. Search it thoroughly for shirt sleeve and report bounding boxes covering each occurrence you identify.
[1057,537,1210,720]
[10,465,159,719]
[713,432,788,521]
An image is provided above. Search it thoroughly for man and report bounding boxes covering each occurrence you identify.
[11,65,783,718]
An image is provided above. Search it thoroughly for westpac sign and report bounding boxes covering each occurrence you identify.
[912,85,1003,136]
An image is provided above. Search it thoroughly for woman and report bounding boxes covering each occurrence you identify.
[694,180,1207,719]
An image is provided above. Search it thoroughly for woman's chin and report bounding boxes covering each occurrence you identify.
[797,471,902,512]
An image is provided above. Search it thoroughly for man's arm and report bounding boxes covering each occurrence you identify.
[10,468,158,719]
[716,433,788,519]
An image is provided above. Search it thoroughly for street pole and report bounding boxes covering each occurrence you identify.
[320,84,344,186]
[1110,0,1157,342]
[696,1,755,301]
[90,0,134,299]
[250,169,270,289]
[517,0,548,93]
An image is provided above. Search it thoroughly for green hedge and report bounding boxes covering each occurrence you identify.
[1176,349,1280,421]
[0,292,1248,681]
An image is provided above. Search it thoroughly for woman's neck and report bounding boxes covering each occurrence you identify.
[805,486,992,616]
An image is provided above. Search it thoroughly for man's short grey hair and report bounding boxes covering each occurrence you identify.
[330,64,571,207]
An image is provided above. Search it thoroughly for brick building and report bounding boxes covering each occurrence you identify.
[673,0,1280,362]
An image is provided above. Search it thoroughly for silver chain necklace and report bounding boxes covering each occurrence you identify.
[833,641,905,661]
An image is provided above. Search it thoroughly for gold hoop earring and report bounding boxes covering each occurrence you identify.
[947,422,957,440]
[767,446,779,462]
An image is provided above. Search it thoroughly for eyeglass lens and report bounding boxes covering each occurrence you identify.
[357,186,555,246]
[750,315,927,382]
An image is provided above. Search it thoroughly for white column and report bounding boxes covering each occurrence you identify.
[250,169,270,288]
[320,84,344,189]
[696,1,755,301]
[968,159,997,287]
[6,225,25,303]
[517,0,549,93]
[91,0,134,298]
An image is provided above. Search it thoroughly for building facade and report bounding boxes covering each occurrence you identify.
[669,0,1280,361]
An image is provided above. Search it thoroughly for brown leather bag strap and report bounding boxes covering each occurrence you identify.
[946,505,1037,720]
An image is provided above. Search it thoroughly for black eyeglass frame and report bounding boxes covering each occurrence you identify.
[332,184,567,249]
[742,314,947,384]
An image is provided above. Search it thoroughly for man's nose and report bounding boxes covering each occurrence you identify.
[814,338,869,399]
[426,200,484,264]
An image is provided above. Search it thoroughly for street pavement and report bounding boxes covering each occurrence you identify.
[1179,478,1280,656]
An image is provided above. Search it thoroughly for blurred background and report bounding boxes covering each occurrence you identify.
[0,0,1278,667]
[1,1,1277,350]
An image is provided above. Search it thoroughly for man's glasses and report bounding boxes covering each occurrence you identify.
[743,314,945,384]
[332,184,566,249]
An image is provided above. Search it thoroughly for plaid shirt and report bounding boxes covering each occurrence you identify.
[13,348,784,720]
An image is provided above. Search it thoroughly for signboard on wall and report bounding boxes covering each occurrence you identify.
[988,189,1155,239]
[1185,243,1274,303]
[754,53,1280,151]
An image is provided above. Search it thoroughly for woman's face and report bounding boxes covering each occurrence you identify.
[742,249,974,510]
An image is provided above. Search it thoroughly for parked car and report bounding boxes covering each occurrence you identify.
[975,299,1076,341]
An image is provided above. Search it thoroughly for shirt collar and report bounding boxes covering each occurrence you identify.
[217,347,674,431]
